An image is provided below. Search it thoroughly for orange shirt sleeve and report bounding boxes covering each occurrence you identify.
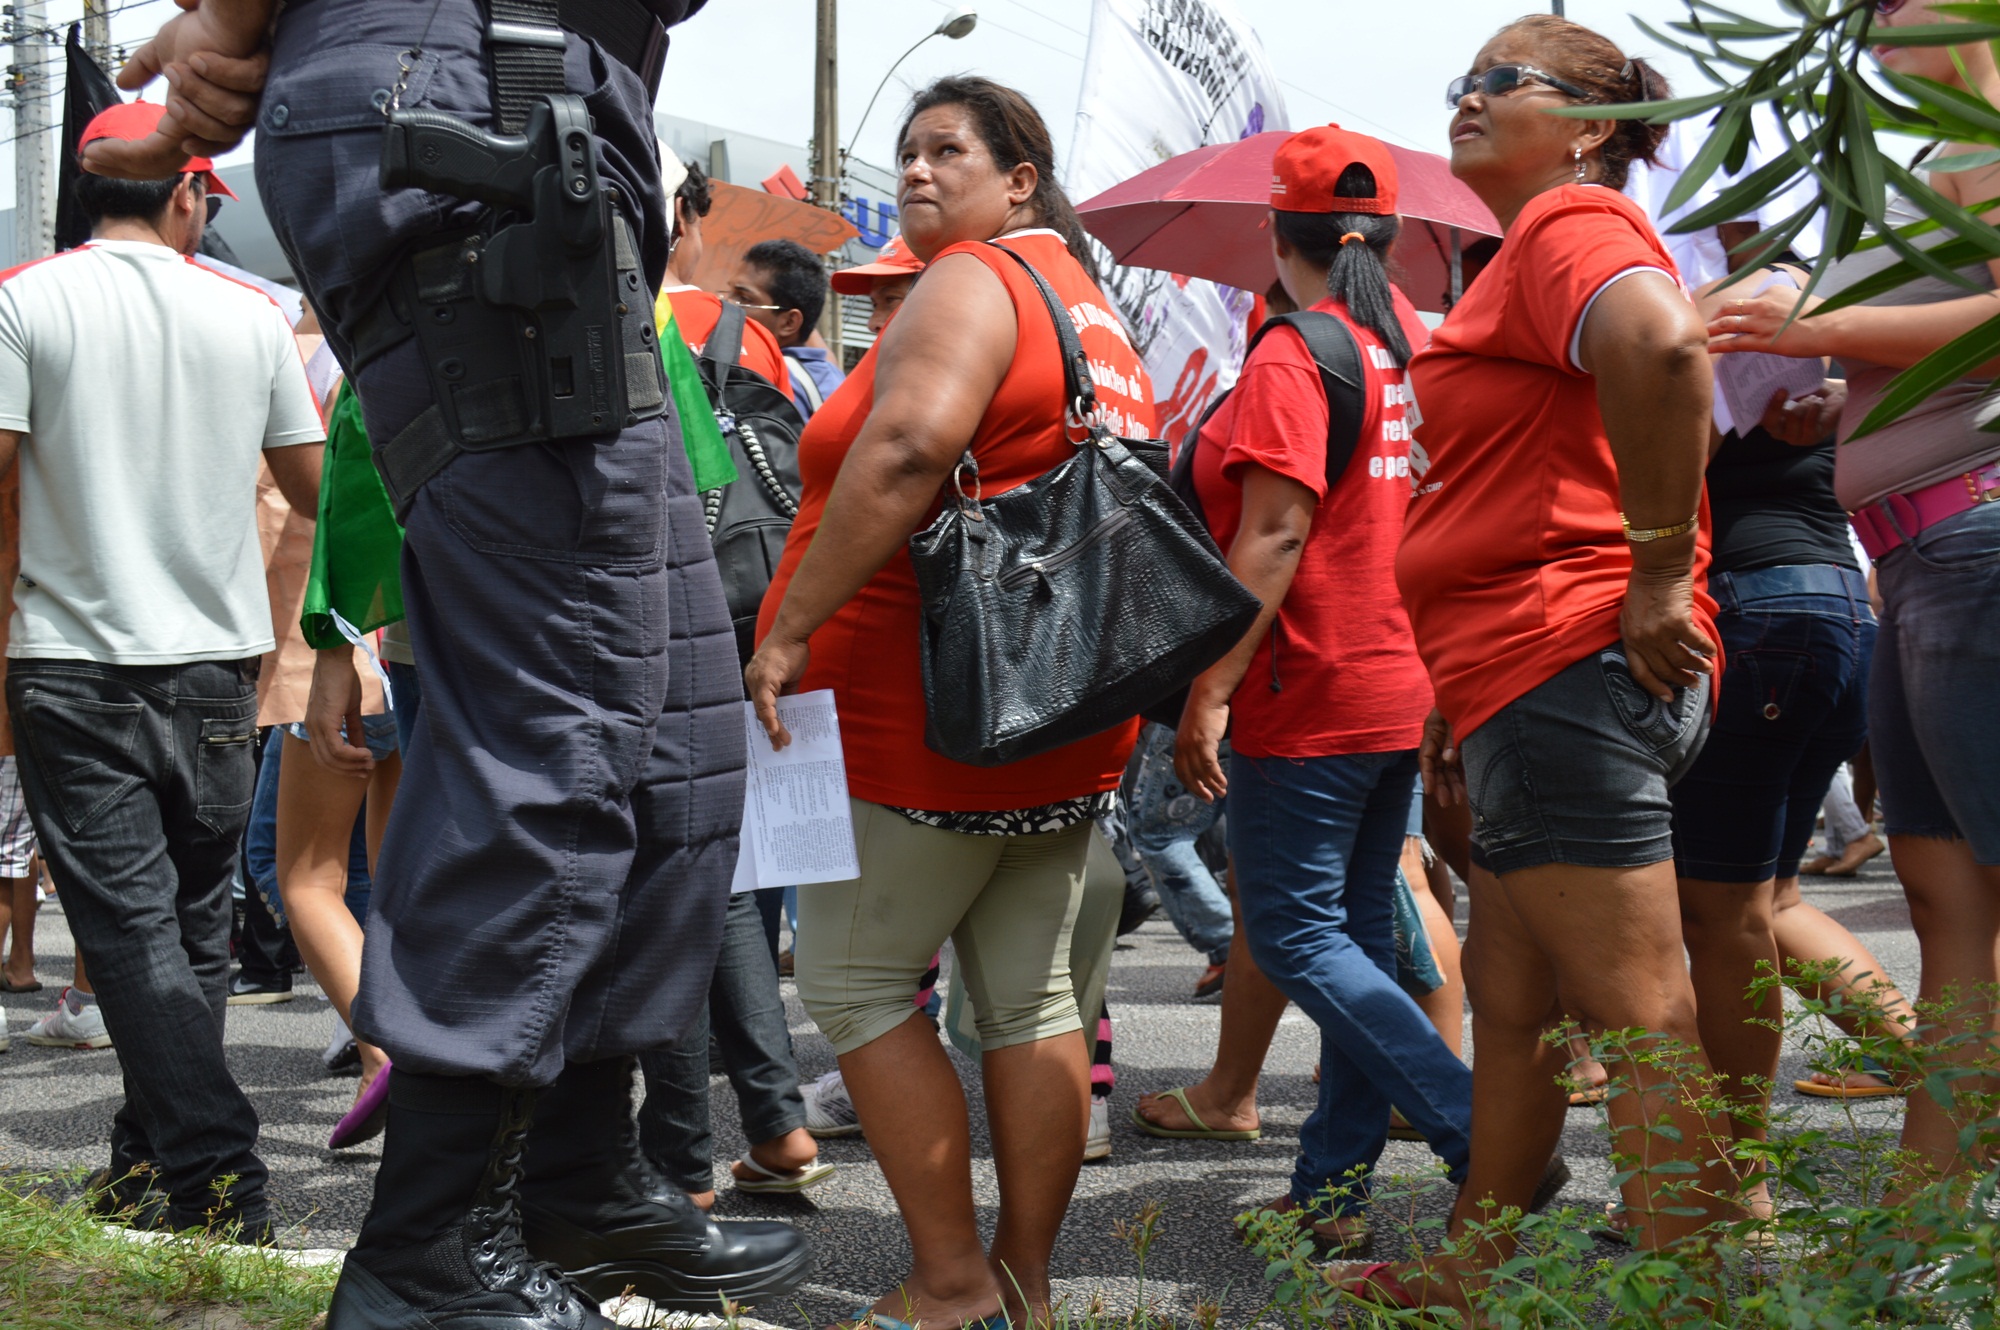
[1502,197,1674,375]
[738,318,793,395]
[1217,325,1330,501]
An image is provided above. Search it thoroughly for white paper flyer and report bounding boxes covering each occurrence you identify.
[730,690,860,892]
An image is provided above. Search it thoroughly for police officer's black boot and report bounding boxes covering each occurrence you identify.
[520,1056,813,1313]
[328,1076,610,1330]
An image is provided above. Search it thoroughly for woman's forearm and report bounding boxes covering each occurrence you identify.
[1187,529,1306,707]
[1812,291,2000,371]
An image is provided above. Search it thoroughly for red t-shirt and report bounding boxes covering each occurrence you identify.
[1192,294,1432,758]
[1398,185,1718,739]
[755,231,1154,810]
[660,287,792,396]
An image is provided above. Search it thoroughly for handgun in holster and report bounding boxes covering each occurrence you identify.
[365,93,666,518]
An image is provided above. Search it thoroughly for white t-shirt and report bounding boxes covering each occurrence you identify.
[1624,108,1827,288]
[0,240,325,664]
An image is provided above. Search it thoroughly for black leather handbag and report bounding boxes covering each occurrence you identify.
[907,245,1263,768]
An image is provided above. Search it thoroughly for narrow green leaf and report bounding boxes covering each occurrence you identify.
[1816,236,1996,312]
[1884,154,2000,256]
[1543,91,1734,123]
[1847,87,1889,217]
[1671,150,1808,233]
[1664,102,1752,214]
[1853,314,2000,437]
[1871,22,2000,46]
[1926,148,2000,172]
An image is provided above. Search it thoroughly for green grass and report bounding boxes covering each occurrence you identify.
[0,1174,339,1330]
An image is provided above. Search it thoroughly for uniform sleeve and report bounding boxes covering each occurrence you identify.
[1503,196,1675,375]
[264,314,328,448]
[0,287,32,433]
[1217,325,1331,500]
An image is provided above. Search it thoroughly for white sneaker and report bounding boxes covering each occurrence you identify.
[1084,1096,1112,1163]
[801,1069,863,1138]
[24,989,112,1049]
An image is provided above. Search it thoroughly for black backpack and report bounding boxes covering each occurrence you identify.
[696,302,807,666]
[1142,310,1370,728]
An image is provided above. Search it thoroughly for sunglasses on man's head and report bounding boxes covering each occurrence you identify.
[1445,63,1591,109]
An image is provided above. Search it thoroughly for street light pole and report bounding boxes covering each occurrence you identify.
[812,0,843,358]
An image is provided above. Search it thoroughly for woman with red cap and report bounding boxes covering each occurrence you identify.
[1172,123,1472,1253]
[1342,14,1738,1308]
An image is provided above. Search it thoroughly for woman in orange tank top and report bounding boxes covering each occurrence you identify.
[745,78,1153,1330]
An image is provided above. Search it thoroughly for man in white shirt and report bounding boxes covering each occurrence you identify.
[0,101,324,1243]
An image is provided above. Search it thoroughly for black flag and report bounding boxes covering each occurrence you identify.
[55,25,120,253]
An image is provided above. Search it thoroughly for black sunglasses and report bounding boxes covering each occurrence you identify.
[205,195,223,223]
[1445,63,1591,109]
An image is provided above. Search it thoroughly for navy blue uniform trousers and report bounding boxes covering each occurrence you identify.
[255,0,741,1087]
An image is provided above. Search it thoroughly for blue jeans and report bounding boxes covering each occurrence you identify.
[1125,723,1232,966]
[1228,748,1471,1214]
[1670,565,1874,881]
[1872,503,2000,863]
[8,658,268,1227]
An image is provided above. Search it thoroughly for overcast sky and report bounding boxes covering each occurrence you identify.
[6,0,1798,211]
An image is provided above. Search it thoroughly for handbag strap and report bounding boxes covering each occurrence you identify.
[988,242,1097,426]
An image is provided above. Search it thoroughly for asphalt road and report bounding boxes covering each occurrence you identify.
[0,849,1917,1326]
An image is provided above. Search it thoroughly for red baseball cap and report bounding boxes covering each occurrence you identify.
[1270,124,1395,216]
[831,234,925,295]
[79,101,239,200]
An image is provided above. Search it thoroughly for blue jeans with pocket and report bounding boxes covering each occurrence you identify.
[1670,564,1874,881]
[7,658,268,1227]
[1125,723,1233,966]
[1228,748,1471,1214]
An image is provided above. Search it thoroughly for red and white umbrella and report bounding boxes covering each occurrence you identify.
[1076,130,1499,315]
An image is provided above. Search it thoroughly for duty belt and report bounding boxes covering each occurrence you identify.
[487,0,670,124]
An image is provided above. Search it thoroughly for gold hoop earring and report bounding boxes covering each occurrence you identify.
[1573,146,1587,183]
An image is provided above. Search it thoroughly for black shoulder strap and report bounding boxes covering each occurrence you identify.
[704,300,747,372]
[1250,310,1369,486]
[988,242,1096,421]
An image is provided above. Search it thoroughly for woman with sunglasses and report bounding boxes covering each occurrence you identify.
[1336,14,1741,1309]
[1709,0,2000,1193]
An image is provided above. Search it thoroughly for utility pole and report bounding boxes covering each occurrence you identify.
[81,0,112,67]
[811,0,844,361]
[10,0,53,263]
[1551,1,1565,14]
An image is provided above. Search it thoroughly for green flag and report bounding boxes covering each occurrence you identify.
[301,382,404,651]
[661,310,737,492]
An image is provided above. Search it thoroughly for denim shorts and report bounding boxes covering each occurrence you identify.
[1463,646,1712,876]
[283,711,400,762]
[1669,565,1874,882]
[1871,503,2000,864]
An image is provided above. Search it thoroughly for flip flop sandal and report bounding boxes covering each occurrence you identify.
[1129,1086,1261,1141]
[1386,1110,1425,1142]
[1586,1200,1637,1246]
[1244,1201,1372,1259]
[845,1308,1008,1330]
[1323,1261,1420,1309]
[735,1153,836,1195]
[1794,1055,1906,1100]
[0,978,43,993]
[1568,1084,1609,1107]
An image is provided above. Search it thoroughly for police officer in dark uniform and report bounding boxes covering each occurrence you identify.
[86,3,809,1327]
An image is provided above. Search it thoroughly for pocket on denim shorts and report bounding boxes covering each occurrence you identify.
[1905,504,2000,573]
[12,687,146,837]
[195,714,258,838]
[1598,649,1702,756]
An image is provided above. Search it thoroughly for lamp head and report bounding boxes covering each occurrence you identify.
[936,8,978,39]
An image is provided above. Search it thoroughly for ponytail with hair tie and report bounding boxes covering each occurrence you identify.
[1339,232,1367,246]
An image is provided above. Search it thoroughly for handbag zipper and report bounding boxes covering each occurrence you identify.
[994,507,1134,590]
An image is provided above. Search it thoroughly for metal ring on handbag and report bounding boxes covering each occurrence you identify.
[951,450,985,518]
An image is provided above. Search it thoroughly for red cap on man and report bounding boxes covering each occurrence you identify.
[831,234,925,295]
[1269,124,1396,215]
[79,102,240,201]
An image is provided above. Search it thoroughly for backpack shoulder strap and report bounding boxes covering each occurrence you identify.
[1250,310,1368,485]
[788,357,825,412]
[704,300,747,371]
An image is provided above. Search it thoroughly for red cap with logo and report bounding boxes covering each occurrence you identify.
[831,234,925,295]
[79,102,240,200]
[1269,124,1395,216]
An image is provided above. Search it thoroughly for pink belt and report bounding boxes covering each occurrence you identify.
[1850,460,2000,560]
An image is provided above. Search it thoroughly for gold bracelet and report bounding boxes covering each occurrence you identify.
[1620,513,1699,543]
